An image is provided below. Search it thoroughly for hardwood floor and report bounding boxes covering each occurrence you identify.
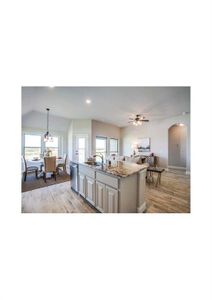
[21,171,190,213]
[145,170,190,213]
[22,182,96,213]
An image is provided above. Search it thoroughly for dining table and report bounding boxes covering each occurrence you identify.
[26,157,65,178]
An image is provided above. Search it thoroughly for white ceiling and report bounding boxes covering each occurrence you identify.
[22,87,190,127]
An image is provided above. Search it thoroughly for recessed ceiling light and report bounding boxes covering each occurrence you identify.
[49,86,55,88]
[86,99,91,104]
[178,123,185,126]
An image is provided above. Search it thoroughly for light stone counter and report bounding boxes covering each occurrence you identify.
[79,161,149,178]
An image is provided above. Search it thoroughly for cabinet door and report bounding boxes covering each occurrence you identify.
[79,173,86,197]
[137,169,147,212]
[96,181,106,212]
[106,186,118,213]
[86,176,95,206]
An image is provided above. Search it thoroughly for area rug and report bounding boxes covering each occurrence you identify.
[22,172,70,192]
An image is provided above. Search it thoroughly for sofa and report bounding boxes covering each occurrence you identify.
[109,154,158,167]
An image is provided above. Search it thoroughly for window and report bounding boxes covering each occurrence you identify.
[96,137,107,162]
[45,137,59,157]
[110,138,118,156]
[24,134,41,159]
[23,133,62,159]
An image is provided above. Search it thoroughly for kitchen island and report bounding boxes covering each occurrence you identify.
[71,161,148,213]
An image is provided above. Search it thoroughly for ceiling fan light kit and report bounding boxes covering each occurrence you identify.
[128,114,149,126]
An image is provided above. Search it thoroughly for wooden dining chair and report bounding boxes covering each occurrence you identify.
[43,156,57,182]
[56,154,67,174]
[22,155,38,181]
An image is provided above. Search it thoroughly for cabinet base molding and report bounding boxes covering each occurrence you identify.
[137,202,146,213]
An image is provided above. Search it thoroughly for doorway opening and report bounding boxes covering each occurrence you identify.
[168,123,187,171]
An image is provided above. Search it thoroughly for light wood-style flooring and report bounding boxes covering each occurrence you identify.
[22,181,95,213]
[21,171,190,213]
[146,170,190,213]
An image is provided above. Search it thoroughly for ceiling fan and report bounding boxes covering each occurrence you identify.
[128,114,149,126]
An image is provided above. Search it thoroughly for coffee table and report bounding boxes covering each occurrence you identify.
[147,167,165,187]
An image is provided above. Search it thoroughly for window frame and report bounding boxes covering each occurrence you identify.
[23,131,62,159]
[44,136,59,157]
[109,138,119,156]
[95,136,108,162]
[24,133,42,159]
[95,136,119,161]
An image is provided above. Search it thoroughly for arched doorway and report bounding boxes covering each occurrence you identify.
[168,123,187,170]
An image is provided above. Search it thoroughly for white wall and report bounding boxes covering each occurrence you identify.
[92,120,121,154]
[121,114,190,172]
[22,111,71,132]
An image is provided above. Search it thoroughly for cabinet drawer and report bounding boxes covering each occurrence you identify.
[96,172,118,189]
[79,165,95,179]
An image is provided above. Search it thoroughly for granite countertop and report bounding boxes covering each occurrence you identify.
[76,161,148,178]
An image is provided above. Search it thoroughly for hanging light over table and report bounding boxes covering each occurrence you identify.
[44,108,53,142]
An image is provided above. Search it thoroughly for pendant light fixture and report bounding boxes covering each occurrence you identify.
[44,108,53,142]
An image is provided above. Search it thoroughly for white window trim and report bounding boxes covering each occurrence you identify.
[22,129,63,157]
[109,138,119,155]
[95,136,119,157]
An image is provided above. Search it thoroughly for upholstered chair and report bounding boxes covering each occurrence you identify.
[43,156,57,182]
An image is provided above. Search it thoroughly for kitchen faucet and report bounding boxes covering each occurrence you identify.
[93,154,104,168]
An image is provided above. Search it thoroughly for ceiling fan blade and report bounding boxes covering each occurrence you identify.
[142,119,149,122]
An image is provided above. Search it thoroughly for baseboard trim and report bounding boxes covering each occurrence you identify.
[137,202,146,213]
[168,165,186,170]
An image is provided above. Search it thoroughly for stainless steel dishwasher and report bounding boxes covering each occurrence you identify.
[70,162,79,193]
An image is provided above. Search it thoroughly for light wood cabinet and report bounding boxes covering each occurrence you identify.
[106,186,118,213]
[79,173,86,197]
[96,181,106,212]
[86,176,95,206]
